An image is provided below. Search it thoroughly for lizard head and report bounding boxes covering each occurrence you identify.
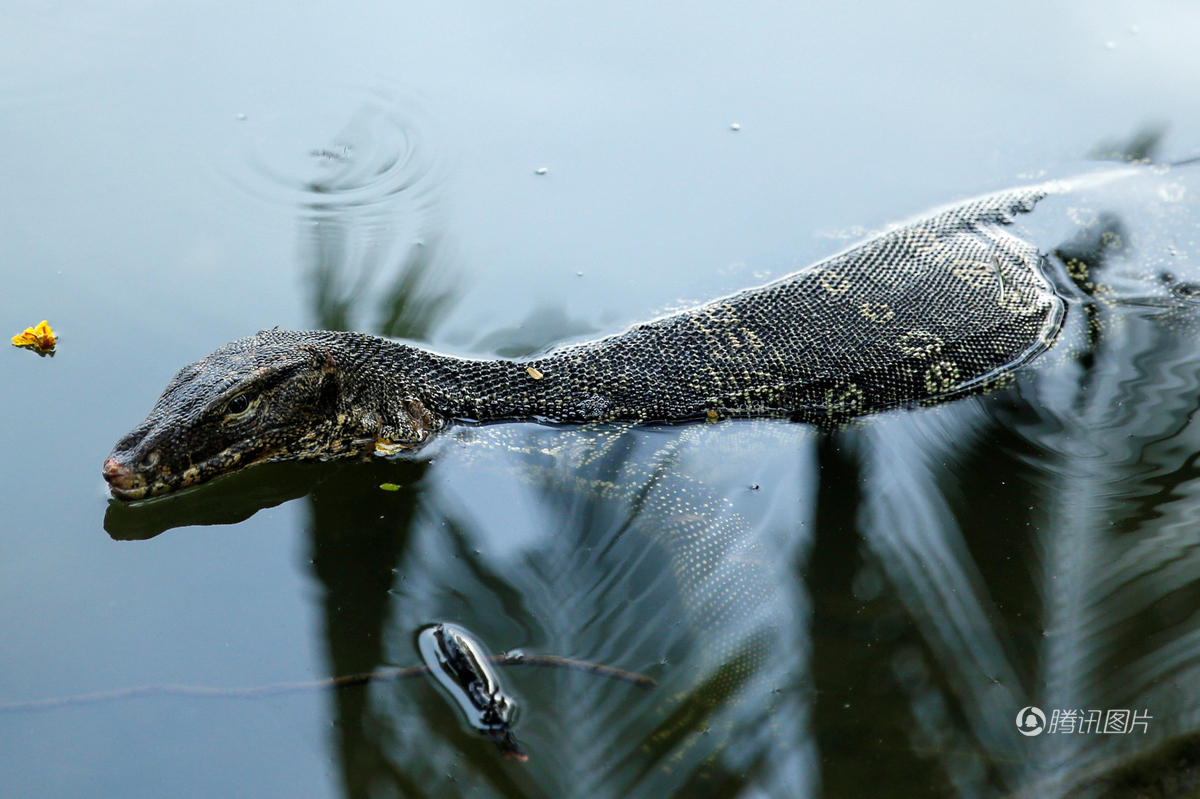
[102,330,390,500]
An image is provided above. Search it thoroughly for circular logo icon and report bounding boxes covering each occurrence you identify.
[1016,706,1046,736]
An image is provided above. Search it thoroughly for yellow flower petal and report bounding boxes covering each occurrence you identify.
[11,320,57,352]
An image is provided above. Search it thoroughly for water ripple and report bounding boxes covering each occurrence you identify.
[224,87,439,216]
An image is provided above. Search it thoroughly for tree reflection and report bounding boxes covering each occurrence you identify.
[809,166,1200,797]
[102,127,1200,797]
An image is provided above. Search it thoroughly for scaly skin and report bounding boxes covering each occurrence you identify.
[104,181,1065,500]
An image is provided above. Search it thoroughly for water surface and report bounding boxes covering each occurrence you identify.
[3,2,1200,797]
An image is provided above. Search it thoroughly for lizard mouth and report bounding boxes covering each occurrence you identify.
[102,463,175,501]
[102,434,348,502]
[108,484,150,501]
[101,451,226,502]
[102,457,151,500]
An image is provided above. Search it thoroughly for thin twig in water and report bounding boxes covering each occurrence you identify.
[0,654,656,714]
[501,654,657,688]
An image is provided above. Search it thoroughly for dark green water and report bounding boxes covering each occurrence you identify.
[4,3,1200,797]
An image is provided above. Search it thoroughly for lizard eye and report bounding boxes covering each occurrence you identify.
[224,393,252,417]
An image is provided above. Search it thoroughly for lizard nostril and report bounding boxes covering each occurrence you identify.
[102,458,135,489]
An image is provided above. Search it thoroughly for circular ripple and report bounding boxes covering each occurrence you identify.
[225,87,438,215]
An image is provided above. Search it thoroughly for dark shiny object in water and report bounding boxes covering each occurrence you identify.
[417,622,527,761]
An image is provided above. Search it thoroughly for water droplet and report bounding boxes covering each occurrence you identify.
[1104,40,1117,50]
[535,166,548,175]
[235,113,247,121]
[730,122,741,131]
